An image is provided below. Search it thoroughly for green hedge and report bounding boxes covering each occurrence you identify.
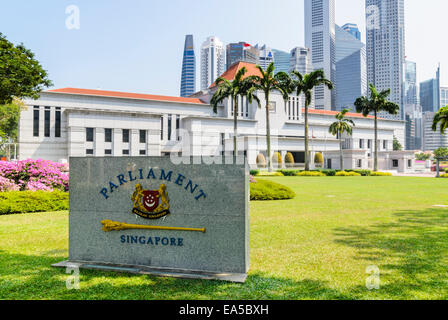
[250,179,296,201]
[0,191,69,215]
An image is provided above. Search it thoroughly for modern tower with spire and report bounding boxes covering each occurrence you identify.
[180,35,196,97]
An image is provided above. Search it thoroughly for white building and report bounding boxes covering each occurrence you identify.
[200,36,225,91]
[422,112,448,151]
[305,0,336,110]
[255,44,274,70]
[366,0,406,120]
[19,62,413,172]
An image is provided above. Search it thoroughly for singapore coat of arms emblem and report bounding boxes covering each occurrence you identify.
[131,184,171,219]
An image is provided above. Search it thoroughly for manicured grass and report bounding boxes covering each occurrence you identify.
[1,177,448,300]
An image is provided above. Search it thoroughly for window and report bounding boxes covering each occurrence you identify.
[383,140,387,150]
[176,115,180,141]
[33,106,40,137]
[359,139,364,149]
[86,128,94,142]
[358,159,362,168]
[139,150,146,155]
[367,139,371,149]
[105,149,112,155]
[392,159,399,168]
[168,115,172,141]
[123,149,130,155]
[122,129,130,143]
[44,107,51,137]
[55,108,61,138]
[408,159,412,168]
[105,129,112,143]
[86,149,94,156]
[269,101,276,113]
[160,116,164,140]
[139,130,147,144]
[327,159,332,169]
[221,133,225,156]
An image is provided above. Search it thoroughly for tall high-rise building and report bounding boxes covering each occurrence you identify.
[420,66,441,113]
[255,44,275,70]
[335,24,367,111]
[273,49,291,74]
[403,61,417,105]
[422,111,448,151]
[226,42,259,69]
[289,47,313,75]
[180,35,196,97]
[305,0,336,110]
[441,87,448,109]
[342,23,361,41]
[365,0,406,120]
[200,36,225,90]
[290,47,313,107]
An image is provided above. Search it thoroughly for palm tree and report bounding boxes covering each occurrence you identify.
[354,84,399,172]
[432,105,448,134]
[291,70,333,171]
[210,67,259,161]
[248,63,292,171]
[329,108,355,170]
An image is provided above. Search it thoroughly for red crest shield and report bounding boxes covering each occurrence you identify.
[142,190,160,212]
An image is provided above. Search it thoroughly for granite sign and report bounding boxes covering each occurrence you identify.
[53,157,250,282]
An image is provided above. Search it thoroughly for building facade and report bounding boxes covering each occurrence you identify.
[18,63,411,172]
[342,23,361,41]
[226,42,259,69]
[305,0,336,110]
[255,44,274,70]
[334,24,367,111]
[272,49,291,74]
[200,36,226,91]
[422,112,448,151]
[366,0,406,120]
[403,61,417,105]
[180,35,196,97]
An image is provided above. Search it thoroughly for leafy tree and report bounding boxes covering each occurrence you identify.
[210,67,259,160]
[393,136,403,151]
[329,108,355,170]
[291,70,333,171]
[272,152,282,165]
[0,33,52,105]
[0,99,23,159]
[248,63,291,171]
[256,153,266,168]
[432,105,448,135]
[434,147,448,160]
[354,84,399,171]
[285,152,295,167]
[314,152,324,167]
[415,152,431,161]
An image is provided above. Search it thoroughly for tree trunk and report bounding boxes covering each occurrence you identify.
[233,96,238,164]
[374,110,378,172]
[340,133,344,171]
[305,105,310,171]
[265,92,272,172]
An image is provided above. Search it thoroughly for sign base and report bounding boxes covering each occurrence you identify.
[52,260,247,283]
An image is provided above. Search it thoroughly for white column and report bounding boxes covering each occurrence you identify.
[131,129,139,157]
[95,128,105,157]
[113,129,122,157]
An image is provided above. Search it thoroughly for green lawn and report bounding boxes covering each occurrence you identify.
[1,177,448,300]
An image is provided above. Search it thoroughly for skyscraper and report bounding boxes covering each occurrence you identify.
[305,0,336,110]
[289,47,313,75]
[273,49,291,74]
[290,47,313,107]
[255,44,275,70]
[226,42,260,69]
[403,61,417,105]
[180,35,196,97]
[200,36,225,90]
[365,0,406,120]
[420,66,440,113]
[342,23,361,41]
[335,24,367,111]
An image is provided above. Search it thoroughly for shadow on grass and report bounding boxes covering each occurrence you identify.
[333,208,448,299]
[0,250,353,300]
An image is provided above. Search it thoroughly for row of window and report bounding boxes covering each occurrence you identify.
[86,128,147,143]
[33,106,61,138]
[86,149,147,156]
[161,115,181,141]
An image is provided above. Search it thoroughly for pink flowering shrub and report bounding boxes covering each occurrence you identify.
[0,159,69,192]
[0,176,20,192]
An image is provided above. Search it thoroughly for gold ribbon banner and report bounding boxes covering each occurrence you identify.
[101,220,206,233]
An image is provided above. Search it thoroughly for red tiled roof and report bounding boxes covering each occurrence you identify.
[303,108,377,119]
[210,62,262,88]
[46,88,206,105]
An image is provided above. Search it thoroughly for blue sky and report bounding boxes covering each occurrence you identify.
[1,0,447,96]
